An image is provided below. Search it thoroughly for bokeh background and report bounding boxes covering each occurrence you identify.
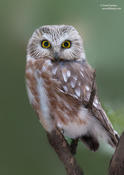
[0,0,124,174]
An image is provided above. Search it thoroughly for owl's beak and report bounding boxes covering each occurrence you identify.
[53,52,59,61]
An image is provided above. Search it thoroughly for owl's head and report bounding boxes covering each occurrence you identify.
[27,25,86,62]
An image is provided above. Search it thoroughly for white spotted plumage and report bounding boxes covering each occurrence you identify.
[26,25,119,152]
[85,85,90,91]
[75,87,81,97]
[67,70,71,78]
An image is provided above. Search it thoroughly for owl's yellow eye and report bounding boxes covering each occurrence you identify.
[41,40,51,48]
[61,40,71,49]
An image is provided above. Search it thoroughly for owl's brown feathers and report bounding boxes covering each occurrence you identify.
[26,25,119,151]
[26,56,119,149]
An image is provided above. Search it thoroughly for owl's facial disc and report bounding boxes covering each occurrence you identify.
[52,40,72,62]
[27,25,86,61]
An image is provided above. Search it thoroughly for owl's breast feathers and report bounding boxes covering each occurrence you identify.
[26,58,119,145]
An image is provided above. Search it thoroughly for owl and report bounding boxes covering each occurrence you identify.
[25,25,119,151]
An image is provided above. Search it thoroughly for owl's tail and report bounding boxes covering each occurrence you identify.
[80,111,120,151]
[91,105,120,149]
[80,129,119,152]
[81,134,99,152]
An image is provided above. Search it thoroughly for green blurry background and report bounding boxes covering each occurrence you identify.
[0,0,124,174]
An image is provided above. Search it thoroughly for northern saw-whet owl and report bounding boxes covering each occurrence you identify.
[26,25,119,151]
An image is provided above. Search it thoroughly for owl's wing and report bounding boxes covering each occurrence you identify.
[52,60,119,145]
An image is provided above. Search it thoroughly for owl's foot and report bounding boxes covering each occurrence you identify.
[70,138,79,155]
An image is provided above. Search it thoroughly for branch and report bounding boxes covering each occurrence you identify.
[109,132,124,175]
[47,128,84,175]
[70,138,79,155]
